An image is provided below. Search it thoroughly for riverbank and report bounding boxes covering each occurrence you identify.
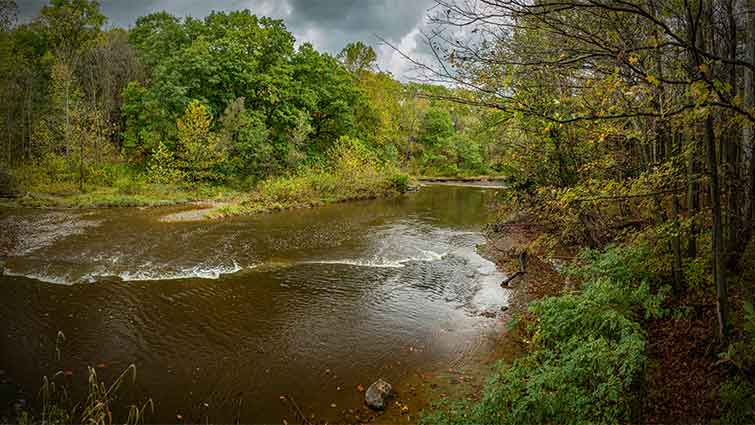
[0,183,241,210]
[377,222,567,424]
[315,222,565,424]
[0,168,412,222]
[1,173,510,223]
[422,218,753,424]
[416,176,506,183]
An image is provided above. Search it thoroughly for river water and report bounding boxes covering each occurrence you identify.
[0,185,508,423]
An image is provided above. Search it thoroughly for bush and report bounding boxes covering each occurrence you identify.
[387,171,410,193]
[719,298,755,425]
[146,142,183,184]
[90,163,133,187]
[424,244,667,425]
[10,154,77,193]
[719,375,755,425]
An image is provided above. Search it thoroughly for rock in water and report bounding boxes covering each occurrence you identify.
[365,379,393,410]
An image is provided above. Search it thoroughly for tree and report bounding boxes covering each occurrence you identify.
[38,0,105,61]
[175,100,226,182]
[218,97,271,179]
[419,107,454,148]
[337,41,377,75]
[0,0,16,32]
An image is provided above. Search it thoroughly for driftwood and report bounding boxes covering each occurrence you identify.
[501,251,528,287]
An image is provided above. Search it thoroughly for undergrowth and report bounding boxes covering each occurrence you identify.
[423,243,669,425]
[208,136,411,218]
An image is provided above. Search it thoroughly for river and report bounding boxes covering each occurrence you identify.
[0,185,508,423]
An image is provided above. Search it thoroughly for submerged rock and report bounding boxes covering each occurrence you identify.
[365,379,393,410]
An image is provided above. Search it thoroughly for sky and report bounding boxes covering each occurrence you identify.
[16,0,440,79]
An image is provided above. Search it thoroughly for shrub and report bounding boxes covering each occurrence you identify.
[387,171,410,193]
[90,163,133,187]
[719,298,755,425]
[146,142,183,184]
[719,375,755,425]
[10,154,77,193]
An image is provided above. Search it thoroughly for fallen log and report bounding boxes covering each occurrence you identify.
[501,251,528,287]
[501,270,525,287]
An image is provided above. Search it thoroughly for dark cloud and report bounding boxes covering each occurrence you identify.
[16,0,436,77]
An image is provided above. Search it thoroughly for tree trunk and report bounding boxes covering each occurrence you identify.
[5,109,11,166]
[745,0,755,240]
[700,0,728,343]
[672,133,683,288]
[705,115,728,342]
[687,137,699,258]
[725,0,740,262]
[65,80,70,157]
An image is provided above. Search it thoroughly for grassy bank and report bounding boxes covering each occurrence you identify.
[206,165,410,219]
[1,138,411,214]
[1,183,240,209]
[1,169,409,215]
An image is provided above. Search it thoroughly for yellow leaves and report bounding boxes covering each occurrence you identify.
[177,100,213,143]
[543,127,551,134]
[628,55,639,65]
[645,74,660,87]
[689,80,711,103]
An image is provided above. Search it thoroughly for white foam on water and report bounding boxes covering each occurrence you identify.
[303,250,447,269]
[116,261,243,281]
[2,269,73,285]
[4,261,246,284]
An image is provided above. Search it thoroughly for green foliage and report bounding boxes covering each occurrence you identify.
[175,100,227,182]
[218,97,271,180]
[207,136,410,217]
[39,0,106,57]
[419,107,454,148]
[718,297,755,425]
[112,175,145,195]
[10,153,76,193]
[122,10,371,178]
[719,375,755,425]
[425,244,667,425]
[387,172,410,193]
[146,142,183,184]
[337,41,377,75]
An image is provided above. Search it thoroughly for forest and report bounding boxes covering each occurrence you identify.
[0,0,508,213]
[0,0,754,424]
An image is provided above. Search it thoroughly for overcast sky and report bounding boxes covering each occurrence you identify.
[17,0,439,79]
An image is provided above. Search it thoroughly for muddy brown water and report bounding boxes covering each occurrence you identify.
[0,185,509,424]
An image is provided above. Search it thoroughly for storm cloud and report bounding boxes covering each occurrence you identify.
[17,0,438,78]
